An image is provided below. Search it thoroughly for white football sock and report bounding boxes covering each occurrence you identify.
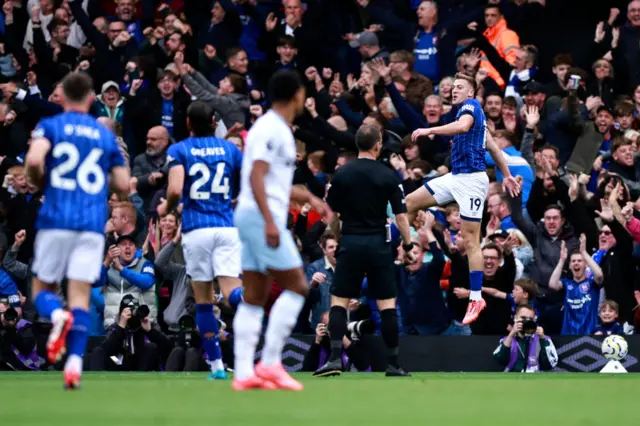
[51,309,65,325]
[469,290,482,301]
[208,358,224,373]
[232,302,264,380]
[64,354,83,374]
[261,290,305,366]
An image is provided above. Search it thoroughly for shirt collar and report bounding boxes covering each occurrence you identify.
[324,256,334,272]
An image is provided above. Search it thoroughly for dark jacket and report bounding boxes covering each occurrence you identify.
[395,241,448,335]
[126,89,190,154]
[472,252,516,336]
[616,21,640,91]
[132,151,169,208]
[70,0,138,87]
[545,94,591,166]
[509,193,579,302]
[101,322,174,369]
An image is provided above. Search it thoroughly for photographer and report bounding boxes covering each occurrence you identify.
[493,305,558,373]
[165,314,206,372]
[91,295,174,371]
[0,300,39,371]
[101,234,157,328]
[304,311,377,373]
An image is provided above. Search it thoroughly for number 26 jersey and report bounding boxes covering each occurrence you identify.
[33,112,125,234]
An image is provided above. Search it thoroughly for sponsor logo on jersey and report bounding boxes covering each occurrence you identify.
[460,104,475,113]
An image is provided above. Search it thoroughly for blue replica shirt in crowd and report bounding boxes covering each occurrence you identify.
[450,99,487,175]
[561,277,600,335]
[236,3,266,61]
[33,112,125,234]
[414,30,439,82]
[161,100,174,136]
[0,268,20,307]
[167,136,242,233]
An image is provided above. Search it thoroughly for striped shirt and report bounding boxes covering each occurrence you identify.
[167,136,242,233]
[450,99,487,175]
[33,112,125,234]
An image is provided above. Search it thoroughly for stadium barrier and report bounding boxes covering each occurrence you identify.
[86,335,640,372]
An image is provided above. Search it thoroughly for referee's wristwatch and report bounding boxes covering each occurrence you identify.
[402,242,414,252]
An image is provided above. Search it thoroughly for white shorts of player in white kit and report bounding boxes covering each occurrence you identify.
[234,207,302,273]
[32,230,106,283]
[424,171,489,222]
[181,227,242,282]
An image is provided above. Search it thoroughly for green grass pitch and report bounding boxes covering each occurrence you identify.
[2,372,637,426]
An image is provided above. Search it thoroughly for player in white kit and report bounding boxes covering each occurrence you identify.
[232,70,332,391]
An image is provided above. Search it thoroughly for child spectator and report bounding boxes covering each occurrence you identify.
[483,278,538,322]
[594,300,624,336]
[436,203,461,242]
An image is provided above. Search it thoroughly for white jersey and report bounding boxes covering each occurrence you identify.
[237,110,296,227]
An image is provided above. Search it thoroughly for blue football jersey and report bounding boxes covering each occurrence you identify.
[33,112,125,234]
[450,99,487,175]
[167,136,242,233]
[561,277,600,335]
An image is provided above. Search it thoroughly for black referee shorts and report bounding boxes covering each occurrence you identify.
[331,234,397,301]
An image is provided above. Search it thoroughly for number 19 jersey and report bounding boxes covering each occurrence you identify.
[167,136,242,233]
[33,112,125,234]
[450,98,487,175]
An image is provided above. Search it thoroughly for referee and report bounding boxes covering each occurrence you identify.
[314,124,414,378]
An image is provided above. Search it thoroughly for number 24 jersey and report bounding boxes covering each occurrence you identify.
[167,136,242,233]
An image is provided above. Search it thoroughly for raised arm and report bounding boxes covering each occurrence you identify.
[579,233,603,285]
[548,240,567,291]
[412,114,474,139]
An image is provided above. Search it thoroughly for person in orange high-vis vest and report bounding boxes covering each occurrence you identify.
[480,5,520,90]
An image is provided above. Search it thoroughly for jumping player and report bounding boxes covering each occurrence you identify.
[158,100,243,380]
[232,70,332,391]
[410,72,520,325]
[25,72,129,389]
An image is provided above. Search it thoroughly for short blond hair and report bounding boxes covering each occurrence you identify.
[454,72,477,92]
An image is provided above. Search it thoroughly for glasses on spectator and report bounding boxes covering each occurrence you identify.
[484,255,500,260]
[599,230,612,236]
[595,63,610,69]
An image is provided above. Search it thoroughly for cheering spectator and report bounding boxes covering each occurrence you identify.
[101,235,157,329]
[549,236,604,335]
[395,211,447,335]
[478,4,520,90]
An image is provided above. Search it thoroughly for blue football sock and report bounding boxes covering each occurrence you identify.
[34,291,63,321]
[228,287,244,309]
[469,270,483,292]
[67,309,91,357]
[196,304,222,366]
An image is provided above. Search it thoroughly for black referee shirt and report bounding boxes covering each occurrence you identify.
[327,158,407,235]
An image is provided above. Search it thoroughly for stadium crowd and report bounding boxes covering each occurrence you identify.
[0,0,640,371]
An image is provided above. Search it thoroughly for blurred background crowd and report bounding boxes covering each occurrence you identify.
[0,0,639,372]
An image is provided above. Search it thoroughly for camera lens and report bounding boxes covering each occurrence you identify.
[137,305,150,318]
[3,307,18,322]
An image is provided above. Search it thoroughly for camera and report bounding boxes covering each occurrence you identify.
[178,315,200,349]
[520,316,537,336]
[347,319,375,341]
[120,295,149,329]
[3,307,18,323]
